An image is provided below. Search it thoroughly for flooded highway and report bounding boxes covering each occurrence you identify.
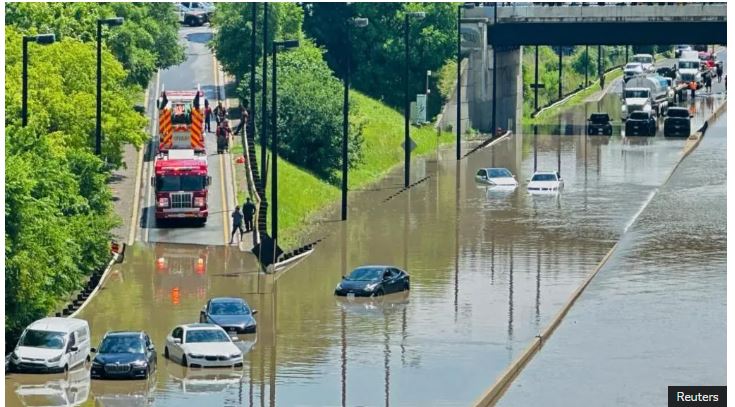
[5,29,727,405]
[6,80,726,406]
[499,112,727,407]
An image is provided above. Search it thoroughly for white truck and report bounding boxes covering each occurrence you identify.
[621,75,670,120]
[676,50,703,89]
[631,54,655,73]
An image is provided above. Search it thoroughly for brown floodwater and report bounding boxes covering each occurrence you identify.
[5,61,726,407]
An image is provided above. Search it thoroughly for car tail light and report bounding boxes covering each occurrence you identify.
[157,197,169,208]
[194,197,205,207]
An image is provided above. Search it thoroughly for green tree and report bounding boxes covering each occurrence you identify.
[4,2,184,87]
[243,40,365,180]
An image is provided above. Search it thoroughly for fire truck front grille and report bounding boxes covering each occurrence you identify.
[171,193,193,208]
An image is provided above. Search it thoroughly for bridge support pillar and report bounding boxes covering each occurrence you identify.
[467,45,522,134]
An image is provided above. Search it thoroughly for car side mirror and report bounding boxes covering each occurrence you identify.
[151,177,156,187]
[148,345,155,351]
[70,346,78,352]
[173,338,181,344]
[90,348,97,353]
[690,114,694,118]
[252,310,258,315]
[342,275,346,279]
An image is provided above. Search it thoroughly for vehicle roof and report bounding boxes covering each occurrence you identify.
[209,297,247,304]
[27,317,87,333]
[632,53,653,57]
[667,106,689,112]
[104,331,145,337]
[155,157,208,171]
[353,265,402,271]
[532,171,558,175]
[625,87,649,91]
[479,167,512,172]
[590,113,609,117]
[625,63,642,67]
[181,323,224,330]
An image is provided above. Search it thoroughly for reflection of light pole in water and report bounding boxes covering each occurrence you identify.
[454,164,460,317]
[535,244,541,329]
[384,314,391,407]
[508,242,514,350]
[341,306,347,407]
[269,292,277,407]
[557,131,562,176]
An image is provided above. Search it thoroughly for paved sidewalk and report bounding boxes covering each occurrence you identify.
[109,143,141,244]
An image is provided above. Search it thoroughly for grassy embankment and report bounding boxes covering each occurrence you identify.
[232,90,453,249]
[529,68,624,123]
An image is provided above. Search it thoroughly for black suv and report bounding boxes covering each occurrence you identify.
[586,113,613,136]
[625,111,657,137]
[663,107,692,137]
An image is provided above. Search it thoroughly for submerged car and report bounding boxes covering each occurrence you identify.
[90,331,157,380]
[474,168,518,187]
[625,111,657,136]
[586,113,613,135]
[164,324,243,368]
[663,107,692,137]
[200,297,257,334]
[527,171,564,193]
[335,266,410,297]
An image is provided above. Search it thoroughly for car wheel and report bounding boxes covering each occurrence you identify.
[164,347,169,360]
[405,280,410,290]
[181,355,188,367]
[375,288,385,297]
[184,16,192,26]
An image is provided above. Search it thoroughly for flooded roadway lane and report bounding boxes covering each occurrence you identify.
[499,112,727,407]
[5,80,726,407]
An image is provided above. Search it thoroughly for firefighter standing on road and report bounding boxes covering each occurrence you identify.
[214,101,226,126]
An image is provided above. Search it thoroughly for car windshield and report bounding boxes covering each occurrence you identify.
[589,114,609,123]
[156,175,206,192]
[99,336,145,354]
[625,90,649,98]
[488,168,512,178]
[629,112,649,120]
[678,61,698,69]
[185,329,231,343]
[531,174,557,182]
[667,109,689,118]
[347,267,383,281]
[210,301,250,315]
[19,330,65,349]
[632,56,652,64]
[625,64,641,71]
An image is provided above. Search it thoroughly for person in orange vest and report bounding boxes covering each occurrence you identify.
[689,80,697,98]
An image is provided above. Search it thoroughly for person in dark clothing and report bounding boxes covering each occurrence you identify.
[704,71,713,93]
[214,101,226,126]
[204,100,212,133]
[234,102,250,136]
[230,206,245,244]
[716,64,723,82]
[243,198,256,232]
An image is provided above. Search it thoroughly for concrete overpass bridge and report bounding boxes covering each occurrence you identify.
[450,3,726,134]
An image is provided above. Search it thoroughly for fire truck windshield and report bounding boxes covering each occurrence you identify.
[156,175,206,192]
[171,102,193,125]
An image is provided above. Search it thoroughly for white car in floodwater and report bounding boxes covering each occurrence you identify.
[474,168,518,189]
[527,171,564,194]
[164,324,243,368]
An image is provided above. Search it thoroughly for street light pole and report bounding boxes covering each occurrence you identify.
[342,17,368,222]
[456,5,461,160]
[271,39,299,245]
[404,11,425,189]
[261,3,269,187]
[21,34,55,127]
[249,3,257,144]
[96,17,124,156]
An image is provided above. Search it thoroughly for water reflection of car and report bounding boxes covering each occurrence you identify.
[586,113,612,136]
[13,369,90,407]
[474,168,518,188]
[335,266,410,297]
[91,378,156,407]
[164,324,243,368]
[625,111,657,136]
[527,171,563,193]
[199,297,258,334]
[90,331,157,380]
[336,291,410,317]
[663,107,692,137]
[166,362,244,395]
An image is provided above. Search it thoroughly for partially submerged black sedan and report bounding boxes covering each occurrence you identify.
[90,331,156,380]
[335,266,410,297]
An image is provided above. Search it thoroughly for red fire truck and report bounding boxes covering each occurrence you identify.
[151,150,211,225]
[157,87,206,154]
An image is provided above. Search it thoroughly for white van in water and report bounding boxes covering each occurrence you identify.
[9,317,91,373]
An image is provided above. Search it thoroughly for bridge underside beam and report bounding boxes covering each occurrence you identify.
[489,21,726,46]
